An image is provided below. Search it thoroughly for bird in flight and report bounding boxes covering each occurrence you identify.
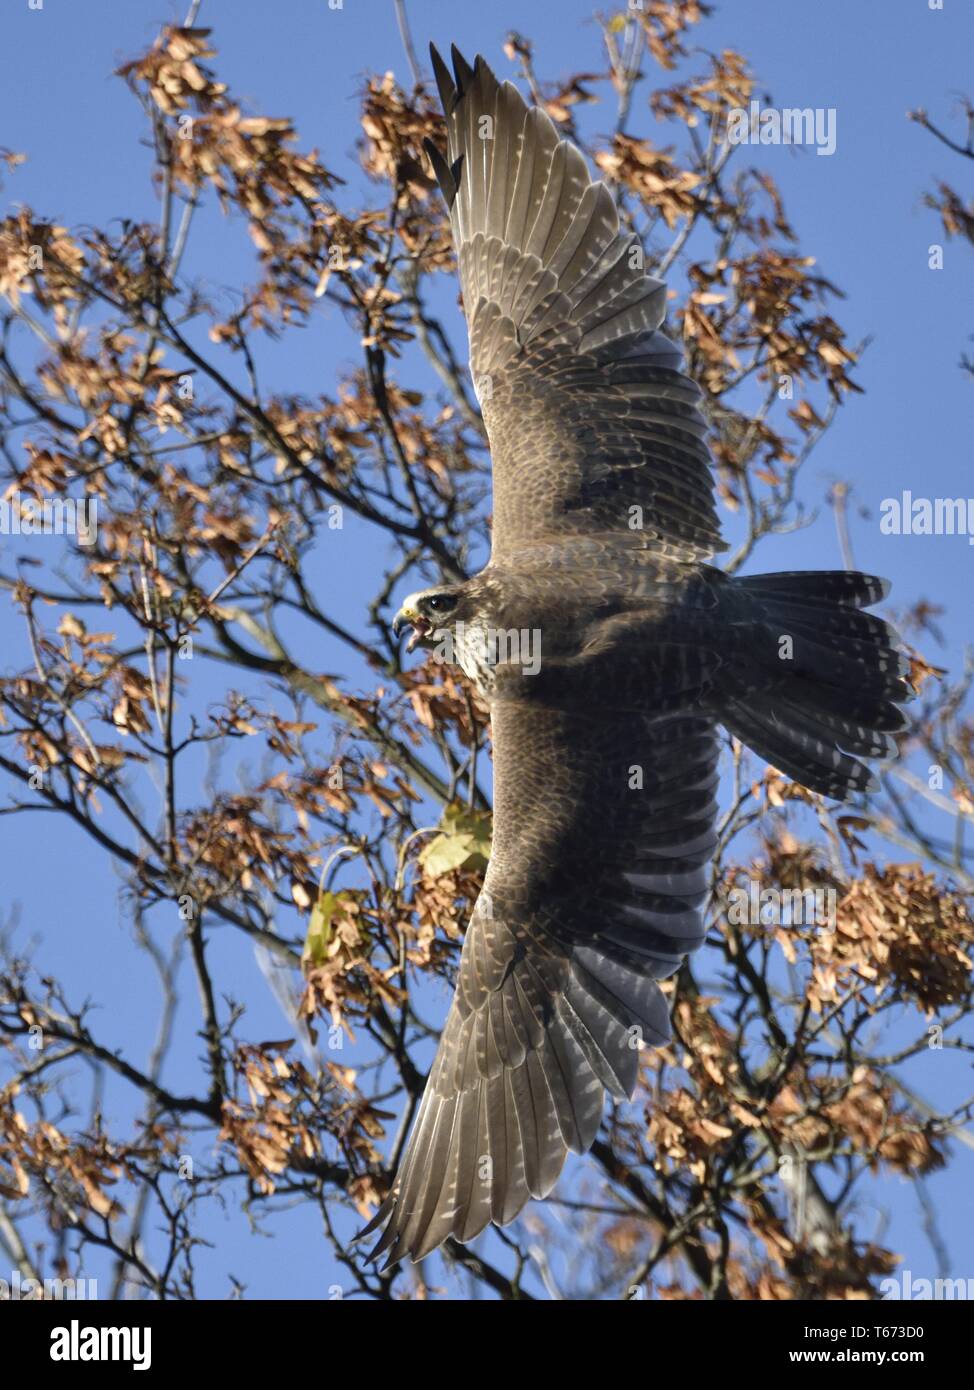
[360,44,910,1267]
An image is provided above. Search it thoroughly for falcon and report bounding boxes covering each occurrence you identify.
[360,44,909,1266]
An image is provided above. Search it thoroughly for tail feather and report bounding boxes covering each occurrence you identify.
[772,695,897,761]
[744,668,907,734]
[725,570,909,799]
[741,594,898,647]
[736,570,890,607]
[725,695,878,797]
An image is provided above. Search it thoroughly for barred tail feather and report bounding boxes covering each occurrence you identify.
[725,570,910,799]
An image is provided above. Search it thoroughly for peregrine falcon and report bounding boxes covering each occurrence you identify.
[359,44,909,1266]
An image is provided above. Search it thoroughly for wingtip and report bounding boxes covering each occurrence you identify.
[451,42,475,92]
[357,1190,455,1269]
[423,136,460,207]
[430,40,458,117]
[352,1189,396,1244]
[366,1221,410,1271]
[429,40,448,84]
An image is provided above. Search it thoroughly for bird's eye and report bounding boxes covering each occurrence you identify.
[426,594,457,614]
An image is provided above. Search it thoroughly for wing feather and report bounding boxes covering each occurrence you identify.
[363,702,717,1264]
[424,44,724,560]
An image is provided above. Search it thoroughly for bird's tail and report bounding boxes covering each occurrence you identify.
[722,571,911,799]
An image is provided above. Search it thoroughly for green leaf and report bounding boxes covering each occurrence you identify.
[418,806,492,878]
[302,890,341,966]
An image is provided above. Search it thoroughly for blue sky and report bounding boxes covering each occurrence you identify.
[1,0,973,1298]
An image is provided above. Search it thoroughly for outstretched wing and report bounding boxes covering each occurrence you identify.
[426,44,724,562]
[362,701,718,1265]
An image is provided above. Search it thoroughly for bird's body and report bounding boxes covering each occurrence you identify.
[363,45,910,1267]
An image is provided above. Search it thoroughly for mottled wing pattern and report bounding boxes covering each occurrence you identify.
[426,44,725,561]
[362,702,719,1264]
[360,46,914,1265]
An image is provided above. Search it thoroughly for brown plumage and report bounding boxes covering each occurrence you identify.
[360,45,910,1266]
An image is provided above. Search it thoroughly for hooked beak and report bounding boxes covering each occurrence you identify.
[392,605,432,654]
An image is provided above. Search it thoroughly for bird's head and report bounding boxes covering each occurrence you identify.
[392,586,467,654]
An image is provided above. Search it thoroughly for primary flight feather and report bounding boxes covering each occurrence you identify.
[359,44,910,1267]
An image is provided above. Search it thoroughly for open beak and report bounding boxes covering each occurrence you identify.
[392,606,432,654]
